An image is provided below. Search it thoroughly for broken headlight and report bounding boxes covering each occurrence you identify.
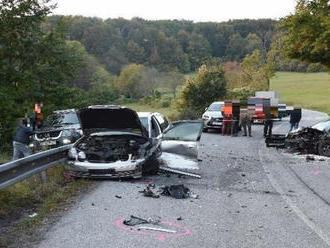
[78,151,86,162]
[68,147,78,160]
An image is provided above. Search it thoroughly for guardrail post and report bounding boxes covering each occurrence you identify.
[40,171,47,183]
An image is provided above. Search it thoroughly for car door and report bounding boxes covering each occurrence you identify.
[161,120,203,158]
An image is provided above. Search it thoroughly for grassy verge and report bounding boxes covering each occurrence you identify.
[0,165,91,247]
[270,72,330,114]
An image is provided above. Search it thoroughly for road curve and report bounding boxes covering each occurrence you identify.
[35,110,330,248]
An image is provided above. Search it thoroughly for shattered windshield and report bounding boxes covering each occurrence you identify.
[208,103,223,111]
[44,112,79,127]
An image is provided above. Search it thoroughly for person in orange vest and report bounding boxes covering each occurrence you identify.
[222,113,232,135]
[34,101,43,129]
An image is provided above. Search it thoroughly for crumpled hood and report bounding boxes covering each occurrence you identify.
[78,105,146,136]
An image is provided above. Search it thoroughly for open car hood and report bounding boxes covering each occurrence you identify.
[78,105,146,136]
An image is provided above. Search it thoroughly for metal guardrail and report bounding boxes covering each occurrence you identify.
[0,145,72,190]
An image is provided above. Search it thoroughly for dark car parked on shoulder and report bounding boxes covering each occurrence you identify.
[29,109,82,151]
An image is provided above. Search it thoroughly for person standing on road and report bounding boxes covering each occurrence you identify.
[12,119,34,160]
[240,109,252,137]
[263,112,273,138]
[289,107,302,132]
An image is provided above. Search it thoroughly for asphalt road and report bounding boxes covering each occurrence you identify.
[36,109,330,248]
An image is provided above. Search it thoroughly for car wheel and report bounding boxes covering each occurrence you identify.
[142,156,160,175]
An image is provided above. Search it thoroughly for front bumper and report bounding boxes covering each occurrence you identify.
[67,159,145,179]
[203,119,223,129]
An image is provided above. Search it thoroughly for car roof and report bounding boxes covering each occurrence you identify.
[53,109,76,113]
[210,101,224,105]
[137,112,154,118]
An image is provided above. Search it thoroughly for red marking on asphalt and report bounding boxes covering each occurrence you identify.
[314,169,321,175]
[114,217,191,242]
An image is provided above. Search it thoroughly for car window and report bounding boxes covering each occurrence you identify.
[154,113,170,131]
[139,117,149,131]
[44,112,79,127]
[151,117,160,137]
[163,121,203,141]
[208,103,223,111]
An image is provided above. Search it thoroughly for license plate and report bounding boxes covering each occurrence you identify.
[212,122,222,125]
[41,140,56,146]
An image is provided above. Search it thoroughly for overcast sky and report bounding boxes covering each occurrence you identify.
[51,0,297,22]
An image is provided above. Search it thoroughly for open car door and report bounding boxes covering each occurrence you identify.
[161,120,203,159]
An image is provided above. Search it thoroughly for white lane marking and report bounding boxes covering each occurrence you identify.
[258,111,330,246]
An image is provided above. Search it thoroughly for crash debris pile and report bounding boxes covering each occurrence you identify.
[123,215,177,233]
[139,184,198,199]
[285,127,329,156]
[266,127,330,157]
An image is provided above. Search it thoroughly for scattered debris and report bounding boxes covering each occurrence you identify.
[139,185,160,198]
[159,166,201,179]
[177,216,183,221]
[306,155,315,161]
[227,193,232,197]
[115,195,122,199]
[138,226,177,233]
[91,203,95,206]
[28,213,38,218]
[123,215,160,226]
[160,184,198,199]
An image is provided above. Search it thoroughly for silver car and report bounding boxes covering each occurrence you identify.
[202,101,224,132]
[67,105,203,179]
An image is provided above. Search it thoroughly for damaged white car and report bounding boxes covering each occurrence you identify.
[67,105,203,178]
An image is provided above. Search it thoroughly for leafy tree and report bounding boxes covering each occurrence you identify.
[281,0,330,70]
[225,33,246,61]
[239,50,275,90]
[175,65,226,119]
[187,33,212,70]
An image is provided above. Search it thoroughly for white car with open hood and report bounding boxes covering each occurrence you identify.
[67,105,203,178]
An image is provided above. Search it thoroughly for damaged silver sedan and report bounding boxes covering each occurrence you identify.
[67,105,203,178]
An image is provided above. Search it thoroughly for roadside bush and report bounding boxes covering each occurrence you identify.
[174,64,226,119]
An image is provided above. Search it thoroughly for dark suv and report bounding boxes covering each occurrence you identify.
[29,109,82,151]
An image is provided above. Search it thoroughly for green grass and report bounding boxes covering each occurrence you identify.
[270,72,330,114]
[0,166,91,247]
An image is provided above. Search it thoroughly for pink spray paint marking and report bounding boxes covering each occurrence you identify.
[114,217,191,242]
[314,169,321,175]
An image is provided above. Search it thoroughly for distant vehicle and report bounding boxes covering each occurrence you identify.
[278,104,287,119]
[30,109,82,151]
[247,97,270,124]
[67,105,203,179]
[202,101,224,132]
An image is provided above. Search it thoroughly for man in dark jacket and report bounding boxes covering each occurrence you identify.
[289,107,302,132]
[12,119,34,160]
[264,112,273,138]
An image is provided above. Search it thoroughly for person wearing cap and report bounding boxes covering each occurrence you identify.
[12,119,34,160]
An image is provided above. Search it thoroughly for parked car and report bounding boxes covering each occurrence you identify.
[29,109,82,151]
[67,105,203,178]
[202,101,224,132]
